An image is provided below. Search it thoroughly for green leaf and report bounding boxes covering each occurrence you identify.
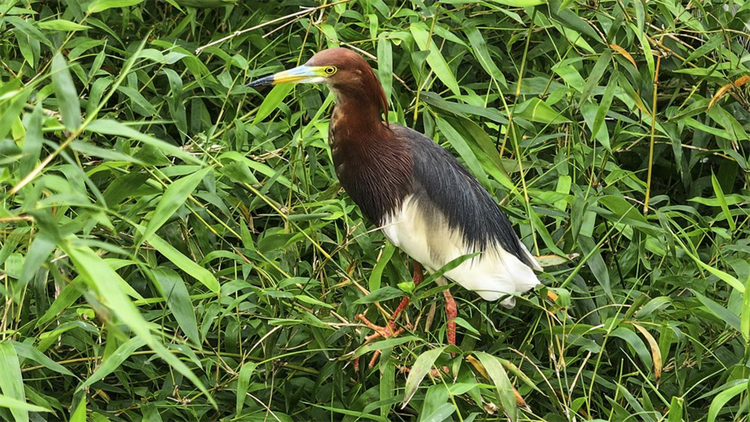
[369,243,395,291]
[251,83,294,126]
[667,396,683,422]
[38,19,90,31]
[579,236,611,299]
[69,398,86,422]
[410,23,461,96]
[0,342,29,422]
[674,236,745,293]
[140,166,212,243]
[18,234,55,289]
[61,240,149,334]
[547,0,604,43]
[354,336,422,358]
[420,403,455,422]
[58,239,216,406]
[78,337,147,391]
[377,37,393,101]
[489,0,546,6]
[692,290,741,332]
[419,252,481,292]
[51,53,81,131]
[514,98,571,124]
[20,103,43,176]
[707,380,748,422]
[0,395,50,415]
[146,232,220,293]
[473,351,516,420]
[152,268,201,345]
[355,286,404,304]
[742,276,750,342]
[36,283,83,327]
[0,87,31,142]
[464,26,507,88]
[435,118,490,187]
[294,294,334,309]
[87,0,144,13]
[218,151,297,191]
[580,49,612,103]
[235,362,257,415]
[86,119,202,164]
[590,74,617,150]
[610,327,652,370]
[402,346,447,408]
[11,341,75,377]
[711,172,735,231]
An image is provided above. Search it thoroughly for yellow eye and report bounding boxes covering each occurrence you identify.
[324,66,337,76]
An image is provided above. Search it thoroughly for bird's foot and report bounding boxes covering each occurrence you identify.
[354,314,411,370]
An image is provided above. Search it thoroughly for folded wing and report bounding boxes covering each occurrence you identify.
[381,124,541,307]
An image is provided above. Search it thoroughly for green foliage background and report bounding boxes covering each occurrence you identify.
[1,0,749,420]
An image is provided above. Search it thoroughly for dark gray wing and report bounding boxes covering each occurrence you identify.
[392,123,537,269]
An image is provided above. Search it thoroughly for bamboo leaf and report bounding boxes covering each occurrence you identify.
[0,343,30,422]
[402,346,447,408]
[235,362,257,415]
[146,231,220,293]
[355,286,403,304]
[88,0,144,13]
[86,119,202,164]
[473,351,516,420]
[707,381,748,422]
[152,268,201,345]
[369,242,395,291]
[38,19,90,31]
[140,166,212,244]
[410,23,461,96]
[51,54,81,131]
[78,337,147,391]
[251,83,294,126]
[710,172,736,231]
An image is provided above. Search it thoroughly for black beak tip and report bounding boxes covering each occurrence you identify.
[247,76,273,88]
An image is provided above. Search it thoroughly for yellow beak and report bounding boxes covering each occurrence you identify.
[247,65,327,87]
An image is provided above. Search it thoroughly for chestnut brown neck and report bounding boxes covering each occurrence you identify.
[327,74,412,225]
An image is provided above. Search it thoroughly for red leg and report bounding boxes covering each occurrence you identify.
[354,262,424,369]
[391,262,424,320]
[443,286,457,346]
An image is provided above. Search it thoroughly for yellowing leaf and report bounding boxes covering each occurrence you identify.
[708,74,750,110]
[610,43,637,68]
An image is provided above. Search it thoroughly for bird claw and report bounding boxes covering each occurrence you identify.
[354,314,411,370]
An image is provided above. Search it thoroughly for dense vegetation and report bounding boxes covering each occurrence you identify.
[1,0,749,420]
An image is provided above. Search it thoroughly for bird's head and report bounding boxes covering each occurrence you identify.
[248,47,388,123]
[248,47,368,88]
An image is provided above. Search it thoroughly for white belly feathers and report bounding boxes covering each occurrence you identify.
[381,195,541,307]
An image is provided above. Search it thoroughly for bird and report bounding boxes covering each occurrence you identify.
[249,47,543,363]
